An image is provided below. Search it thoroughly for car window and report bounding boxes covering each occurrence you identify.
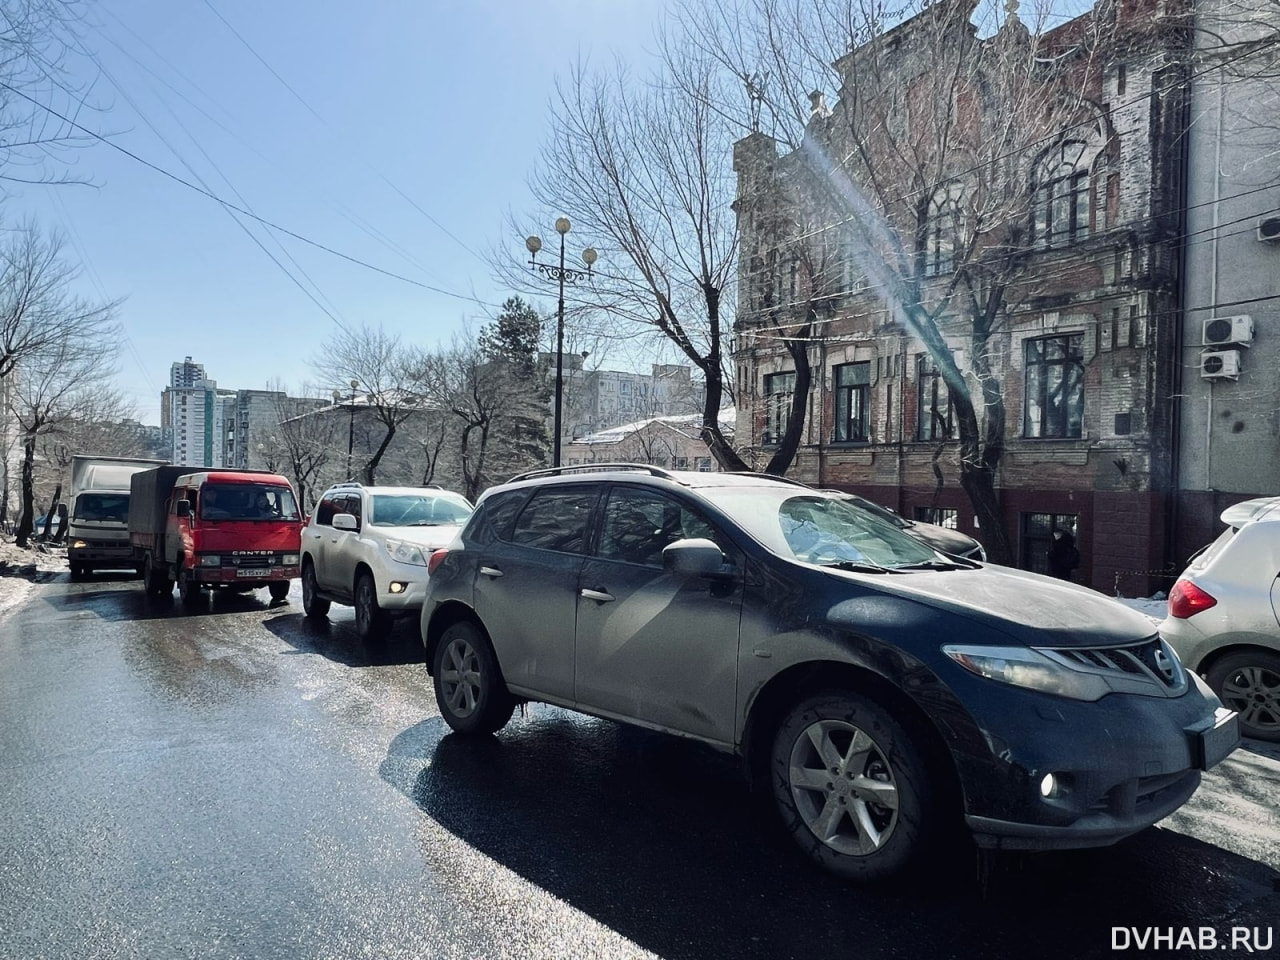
[597,486,726,568]
[1189,527,1234,572]
[369,493,473,526]
[510,487,598,554]
[316,496,339,526]
[470,490,529,546]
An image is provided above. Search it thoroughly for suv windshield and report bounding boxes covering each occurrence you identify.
[710,488,940,568]
[369,493,472,527]
[201,484,300,521]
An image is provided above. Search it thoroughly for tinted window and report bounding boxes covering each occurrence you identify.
[510,487,597,554]
[597,487,724,568]
[469,490,529,546]
[316,496,339,526]
[202,483,300,521]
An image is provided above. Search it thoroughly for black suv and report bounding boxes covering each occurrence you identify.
[419,465,1237,880]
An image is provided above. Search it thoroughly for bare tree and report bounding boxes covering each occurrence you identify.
[9,313,121,546]
[500,50,757,471]
[263,383,340,511]
[313,324,426,485]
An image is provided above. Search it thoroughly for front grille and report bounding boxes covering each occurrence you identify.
[1041,637,1187,695]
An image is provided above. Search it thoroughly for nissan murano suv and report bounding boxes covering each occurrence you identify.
[419,465,1237,881]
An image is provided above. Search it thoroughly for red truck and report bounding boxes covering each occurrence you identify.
[129,466,304,604]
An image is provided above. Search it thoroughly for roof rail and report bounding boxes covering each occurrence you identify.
[506,462,683,484]
[330,481,363,489]
[722,470,816,490]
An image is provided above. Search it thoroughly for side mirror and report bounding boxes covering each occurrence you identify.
[332,513,358,532]
[176,500,190,518]
[662,537,726,577]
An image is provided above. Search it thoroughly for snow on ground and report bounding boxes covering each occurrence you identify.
[1114,595,1169,623]
[0,538,67,618]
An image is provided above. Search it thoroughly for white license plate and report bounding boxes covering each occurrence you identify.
[237,568,271,578]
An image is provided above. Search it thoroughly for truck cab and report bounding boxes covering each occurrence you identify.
[67,456,168,578]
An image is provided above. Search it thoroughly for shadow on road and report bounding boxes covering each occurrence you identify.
[41,581,288,622]
[264,613,427,667]
[380,709,1280,960]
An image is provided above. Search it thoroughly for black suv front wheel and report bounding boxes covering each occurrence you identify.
[770,691,937,882]
[432,620,514,735]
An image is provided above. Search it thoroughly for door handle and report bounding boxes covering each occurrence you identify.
[479,566,504,578]
[580,588,615,603]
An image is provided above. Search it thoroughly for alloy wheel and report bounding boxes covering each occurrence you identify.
[440,635,483,719]
[1220,665,1280,735]
[787,719,900,856]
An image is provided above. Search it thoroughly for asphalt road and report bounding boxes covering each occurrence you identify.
[1,572,1278,960]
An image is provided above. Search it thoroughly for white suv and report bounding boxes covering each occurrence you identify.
[302,483,473,642]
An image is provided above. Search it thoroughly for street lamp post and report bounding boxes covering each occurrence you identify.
[526,218,597,468]
[333,378,359,480]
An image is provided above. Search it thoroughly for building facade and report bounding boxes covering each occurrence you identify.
[540,355,707,442]
[733,0,1202,593]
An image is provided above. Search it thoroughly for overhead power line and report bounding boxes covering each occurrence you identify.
[0,80,503,310]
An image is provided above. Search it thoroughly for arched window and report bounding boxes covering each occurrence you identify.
[923,183,965,277]
[1033,141,1093,249]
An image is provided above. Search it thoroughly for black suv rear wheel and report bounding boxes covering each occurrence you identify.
[770,691,937,882]
[433,620,514,735]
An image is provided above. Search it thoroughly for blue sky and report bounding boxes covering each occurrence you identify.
[12,0,667,426]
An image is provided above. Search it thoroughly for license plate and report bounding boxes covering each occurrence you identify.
[1189,708,1239,771]
[237,568,271,578]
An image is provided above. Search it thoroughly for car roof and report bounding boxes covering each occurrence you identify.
[1220,496,1280,528]
[324,483,468,499]
[489,464,814,498]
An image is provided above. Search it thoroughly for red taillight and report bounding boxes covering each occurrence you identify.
[1168,579,1217,619]
[427,548,450,576]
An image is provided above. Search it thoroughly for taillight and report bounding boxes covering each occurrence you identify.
[1168,579,1217,619]
[427,548,449,576]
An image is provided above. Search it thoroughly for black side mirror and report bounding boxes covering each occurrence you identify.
[176,500,190,518]
[662,538,727,577]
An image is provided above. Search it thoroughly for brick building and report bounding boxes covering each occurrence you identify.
[732,0,1200,593]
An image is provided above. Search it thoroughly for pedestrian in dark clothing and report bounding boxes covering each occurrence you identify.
[1047,529,1080,581]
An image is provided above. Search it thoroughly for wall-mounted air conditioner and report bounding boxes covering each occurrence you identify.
[1257,216,1280,243]
[1202,315,1254,347]
[1200,349,1242,380]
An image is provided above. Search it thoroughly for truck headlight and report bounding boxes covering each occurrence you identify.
[199,555,222,567]
[943,644,1111,701]
[282,554,299,565]
[72,540,88,549]
[383,539,427,566]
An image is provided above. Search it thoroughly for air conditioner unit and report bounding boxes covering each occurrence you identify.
[1202,315,1254,347]
[1200,349,1242,380]
[1258,216,1280,242]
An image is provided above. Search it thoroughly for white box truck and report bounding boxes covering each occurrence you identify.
[68,455,168,578]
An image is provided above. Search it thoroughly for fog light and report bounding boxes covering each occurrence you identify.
[1040,773,1058,799]
[389,582,406,594]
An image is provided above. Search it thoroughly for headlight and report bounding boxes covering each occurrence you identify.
[282,554,299,565]
[72,540,88,549]
[199,555,222,567]
[383,539,427,566]
[943,644,1111,701]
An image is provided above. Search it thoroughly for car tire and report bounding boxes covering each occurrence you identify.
[301,560,330,619]
[1205,650,1280,742]
[143,554,170,597]
[353,571,390,643]
[178,566,203,608]
[268,581,290,602]
[432,620,515,736]
[770,690,937,882]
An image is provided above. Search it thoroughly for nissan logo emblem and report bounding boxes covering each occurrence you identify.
[1153,646,1177,682]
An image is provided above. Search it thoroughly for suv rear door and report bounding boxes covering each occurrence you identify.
[574,483,744,744]
[474,484,600,702]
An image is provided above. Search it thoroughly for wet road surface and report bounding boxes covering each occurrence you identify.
[1,572,1278,959]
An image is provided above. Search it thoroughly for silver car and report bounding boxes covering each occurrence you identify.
[1162,496,1280,741]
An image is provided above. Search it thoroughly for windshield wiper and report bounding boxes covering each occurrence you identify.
[896,559,969,571]
[818,559,901,574]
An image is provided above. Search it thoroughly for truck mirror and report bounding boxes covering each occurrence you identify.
[176,500,190,518]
